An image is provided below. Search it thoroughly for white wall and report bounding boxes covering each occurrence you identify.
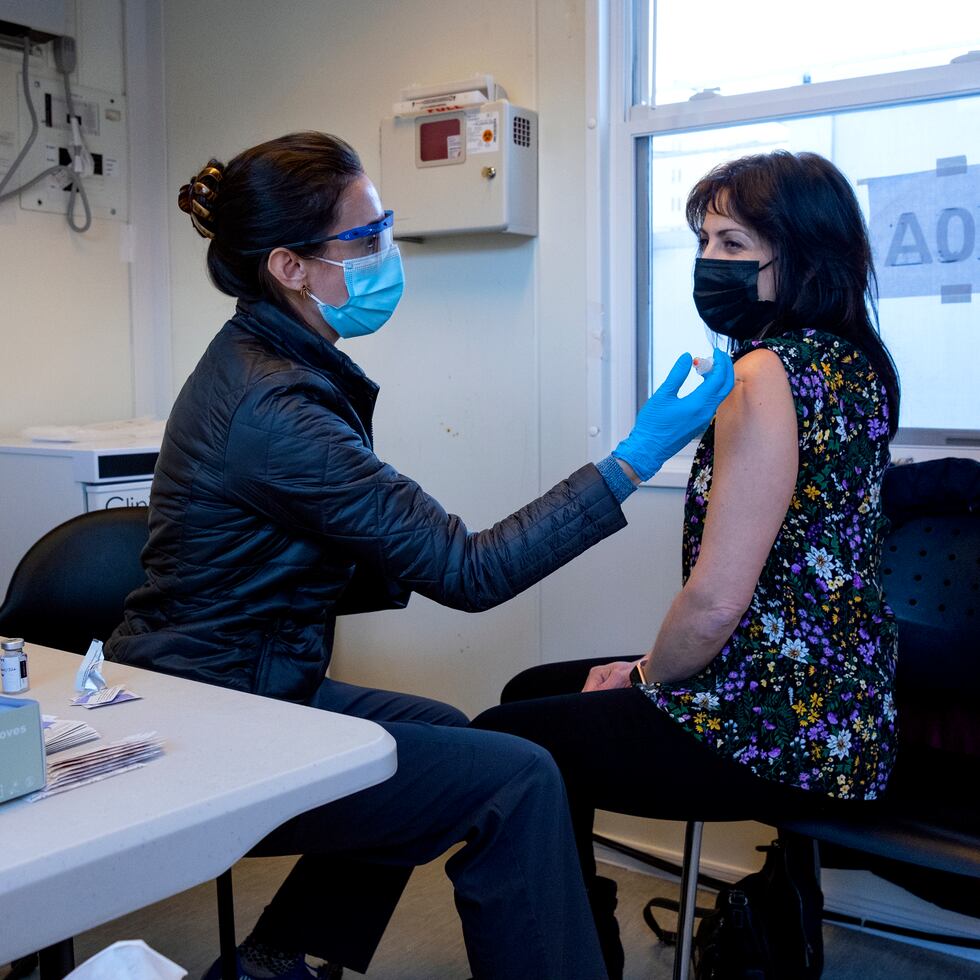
[0,0,134,433]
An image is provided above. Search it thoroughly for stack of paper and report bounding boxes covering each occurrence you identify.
[29,732,164,801]
[43,717,100,754]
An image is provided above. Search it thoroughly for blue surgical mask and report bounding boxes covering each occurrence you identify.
[307,245,404,339]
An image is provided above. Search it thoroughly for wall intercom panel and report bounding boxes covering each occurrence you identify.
[6,66,128,221]
[381,81,538,239]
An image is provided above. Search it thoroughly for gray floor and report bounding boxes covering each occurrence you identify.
[3,850,977,979]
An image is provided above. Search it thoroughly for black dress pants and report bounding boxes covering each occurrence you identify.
[245,676,607,979]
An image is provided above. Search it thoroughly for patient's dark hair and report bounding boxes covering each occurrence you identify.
[686,150,900,436]
[177,131,363,307]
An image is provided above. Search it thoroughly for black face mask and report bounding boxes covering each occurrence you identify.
[692,258,776,342]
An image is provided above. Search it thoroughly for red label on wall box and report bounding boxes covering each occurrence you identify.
[419,118,462,162]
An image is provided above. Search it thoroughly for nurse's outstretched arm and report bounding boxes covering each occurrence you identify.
[611,350,734,483]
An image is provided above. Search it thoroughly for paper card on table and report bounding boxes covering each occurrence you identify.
[70,686,142,709]
[28,731,164,801]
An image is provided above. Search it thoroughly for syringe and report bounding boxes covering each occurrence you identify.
[693,355,714,376]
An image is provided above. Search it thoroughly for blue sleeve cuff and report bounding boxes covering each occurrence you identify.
[596,454,637,504]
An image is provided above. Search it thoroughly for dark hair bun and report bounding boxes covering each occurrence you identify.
[177,159,225,239]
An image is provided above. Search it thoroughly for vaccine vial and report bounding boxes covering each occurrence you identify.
[1,637,29,693]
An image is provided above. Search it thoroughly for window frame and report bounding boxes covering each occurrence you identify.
[588,0,980,485]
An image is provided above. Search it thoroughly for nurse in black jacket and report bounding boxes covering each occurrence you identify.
[106,131,733,980]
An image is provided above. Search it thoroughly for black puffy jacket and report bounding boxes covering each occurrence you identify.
[106,299,627,703]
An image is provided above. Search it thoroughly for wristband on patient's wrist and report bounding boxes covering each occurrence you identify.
[629,661,648,687]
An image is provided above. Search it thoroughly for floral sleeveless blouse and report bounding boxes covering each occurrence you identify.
[642,330,898,800]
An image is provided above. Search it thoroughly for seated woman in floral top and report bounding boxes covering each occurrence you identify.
[472,150,901,979]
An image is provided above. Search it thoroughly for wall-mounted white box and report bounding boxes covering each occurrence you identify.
[381,98,538,239]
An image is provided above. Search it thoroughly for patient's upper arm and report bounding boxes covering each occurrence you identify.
[687,348,798,615]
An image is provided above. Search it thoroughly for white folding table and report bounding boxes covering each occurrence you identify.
[0,645,397,974]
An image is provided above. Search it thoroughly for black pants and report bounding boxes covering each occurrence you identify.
[246,676,607,979]
[471,657,862,975]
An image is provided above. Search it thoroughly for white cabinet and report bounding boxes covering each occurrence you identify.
[0,437,159,597]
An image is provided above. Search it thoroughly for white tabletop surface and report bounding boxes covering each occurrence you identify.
[0,645,397,963]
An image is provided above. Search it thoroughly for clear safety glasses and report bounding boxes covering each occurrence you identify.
[322,209,394,246]
[241,210,395,256]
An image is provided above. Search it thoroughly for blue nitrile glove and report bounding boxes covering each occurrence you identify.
[612,349,735,480]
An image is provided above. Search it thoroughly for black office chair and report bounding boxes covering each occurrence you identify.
[663,457,980,978]
[0,507,150,654]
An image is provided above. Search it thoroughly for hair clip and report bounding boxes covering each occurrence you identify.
[193,180,217,200]
[178,162,223,240]
[190,199,212,221]
[191,215,215,240]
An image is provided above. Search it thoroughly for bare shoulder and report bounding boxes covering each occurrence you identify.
[719,348,794,428]
[733,347,789,388]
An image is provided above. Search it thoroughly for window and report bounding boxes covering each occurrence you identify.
[599,0,980,466]
[638,0,980,106]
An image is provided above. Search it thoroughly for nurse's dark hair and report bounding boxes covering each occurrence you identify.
[686,150,900,437]
[177,131,363,305]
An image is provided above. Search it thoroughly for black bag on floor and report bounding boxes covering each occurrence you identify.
[644,838,823,980]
